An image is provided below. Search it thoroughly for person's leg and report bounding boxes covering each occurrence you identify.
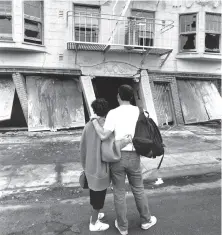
[90,189,99,224]
[126,152,152,225]
[91,207,99,225]
[111,154,128,232]
[89,189,109,231]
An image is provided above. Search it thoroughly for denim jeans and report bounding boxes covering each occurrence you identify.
[110,151,151,231]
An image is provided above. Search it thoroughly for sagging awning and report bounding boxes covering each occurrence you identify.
[177,80,222,124]
[0,78,15,121]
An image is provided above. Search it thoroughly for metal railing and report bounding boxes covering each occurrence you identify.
[67,12,174,48]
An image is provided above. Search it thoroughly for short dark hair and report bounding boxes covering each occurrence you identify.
[118,85,134,101]
[91,98,109,117]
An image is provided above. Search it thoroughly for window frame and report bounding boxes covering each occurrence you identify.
[130,9,155,47]
[0,1,13,41]
[205,12,221,53]
[179,13,198,52]
[23,1,44,45]
[73,4,100,43]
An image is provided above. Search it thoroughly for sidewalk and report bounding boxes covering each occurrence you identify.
[0,124,221,199]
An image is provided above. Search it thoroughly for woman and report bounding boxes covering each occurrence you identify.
[80,98,111,232]
[80,98,131,231]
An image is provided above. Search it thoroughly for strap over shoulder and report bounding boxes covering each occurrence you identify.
[138,106,149,118]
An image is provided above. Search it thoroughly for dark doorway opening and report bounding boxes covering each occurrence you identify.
[0,91,27,129]
[92,77,136,110]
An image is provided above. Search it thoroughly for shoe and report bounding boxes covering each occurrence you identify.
[98,212,105,220]
[141,216,157,230]
[89,220,109,231]
[115,219,128,235]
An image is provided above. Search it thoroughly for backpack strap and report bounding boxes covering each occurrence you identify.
[138,107,149,118]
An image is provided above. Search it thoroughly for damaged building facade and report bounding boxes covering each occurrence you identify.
[0,0,221,132]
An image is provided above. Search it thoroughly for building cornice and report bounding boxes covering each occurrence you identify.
[0,67,82,76]
[148,70,221,79]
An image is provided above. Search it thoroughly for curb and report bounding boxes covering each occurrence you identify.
[142,162,221,183]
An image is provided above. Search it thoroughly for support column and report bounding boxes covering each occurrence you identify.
[139,70,158,125]
[12,73,28,124]
[79,76,96,117]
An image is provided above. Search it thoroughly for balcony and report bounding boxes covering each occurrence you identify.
[66,12,174,57]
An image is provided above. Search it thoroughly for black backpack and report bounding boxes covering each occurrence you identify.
[133,108,165,159]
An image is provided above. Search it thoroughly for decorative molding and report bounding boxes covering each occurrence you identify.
[185,0,221,8]
[81,61,139,77]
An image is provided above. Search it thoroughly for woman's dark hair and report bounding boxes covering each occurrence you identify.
[91,98,109,117]
[118,84,133,101]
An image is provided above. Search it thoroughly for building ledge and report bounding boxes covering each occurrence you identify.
[0,66,81,76]
[176,52,221,61]
[67,42,173,56]
[0,41,47,53]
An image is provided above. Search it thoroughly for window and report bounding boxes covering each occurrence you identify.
[24,1,43,45]
[0,1,12,40]
[126,10,154,46]
[205,13,221,53]
[74,5,100,42]
[179,14,197,51]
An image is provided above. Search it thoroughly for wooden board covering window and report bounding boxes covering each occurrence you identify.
[177,80,222,124]
[154,82,173,125]
[0,78,15,121]
[26,76,85,131]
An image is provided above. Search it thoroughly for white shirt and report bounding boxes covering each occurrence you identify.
[104,104,139,151]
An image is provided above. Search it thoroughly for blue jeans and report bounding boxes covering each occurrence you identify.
[110,151,151,231]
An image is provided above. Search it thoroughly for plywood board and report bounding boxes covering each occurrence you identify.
[154,83,173,125]
[27,76,85,131]
[0,78,15,121]
[196,81,222,120]
[53,79,85,129]
[177,80,209,124]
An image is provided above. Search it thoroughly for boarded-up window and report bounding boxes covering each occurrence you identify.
[205,13,221,53]
[154,82,174,125]
[0,78,15,121]
[0,1,12,40]
[74,5,100,42]
[24,1,43,45]
[26,77,85,131]
[177,80,222,124]
[179,14,197,51]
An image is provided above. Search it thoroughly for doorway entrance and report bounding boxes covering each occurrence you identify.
[92,77,136,110]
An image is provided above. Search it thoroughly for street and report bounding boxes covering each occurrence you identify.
[0,174,220,235]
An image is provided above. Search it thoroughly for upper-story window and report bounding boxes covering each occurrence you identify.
[74,5,100,42]
[179,13,197,51]
[126,10,155,47]
[205,13,221,53]
[0,1,12,40]
[24,1,43,45]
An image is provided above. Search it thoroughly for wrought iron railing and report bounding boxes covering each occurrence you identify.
[67,12,174,49]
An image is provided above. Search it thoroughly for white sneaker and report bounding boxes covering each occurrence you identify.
[98,212,105,220]
[115,219,128,235]
[89,220,109,231]
[141,216,157,230]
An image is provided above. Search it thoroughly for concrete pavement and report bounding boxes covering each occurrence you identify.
[0,177,220,235]
[0,124,221,199]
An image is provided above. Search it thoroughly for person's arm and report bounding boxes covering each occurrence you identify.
[92,111,115,140]
[79,127,87,169]
[92,119,112,140]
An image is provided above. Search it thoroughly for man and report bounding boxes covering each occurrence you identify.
[92,85,157,235]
